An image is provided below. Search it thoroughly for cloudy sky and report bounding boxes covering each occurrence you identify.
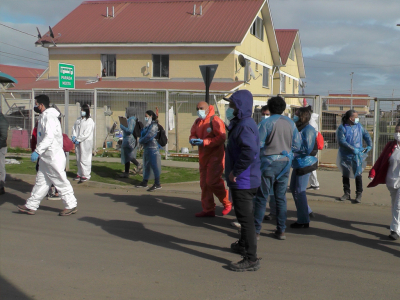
[1,0,400,99]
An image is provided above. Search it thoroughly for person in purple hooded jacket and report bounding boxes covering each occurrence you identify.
[224,90,261,272]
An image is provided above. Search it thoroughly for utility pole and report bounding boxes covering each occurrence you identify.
[350,72,354,110]
[391,89,394,127]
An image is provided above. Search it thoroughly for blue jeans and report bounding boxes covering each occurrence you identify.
[290,171,311,224]
[253,161,290,234]
[269,193,312,215]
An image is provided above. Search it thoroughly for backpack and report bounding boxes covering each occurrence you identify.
[63,134,74,152]
[156,124,168,147]
[316,132,324,150]
[133,120,144,139]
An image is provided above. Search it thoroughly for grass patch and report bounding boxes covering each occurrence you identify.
[6,157,200,186]
[7,147,31,154]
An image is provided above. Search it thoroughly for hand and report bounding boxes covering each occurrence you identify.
[75,140,80,145]
[72,136,76,143]
[189,139,196,145]
[229,171,237,183]
[353,148,360,155]
[366,146,372,152]
[31,151,39,162]
[120,124,127,131]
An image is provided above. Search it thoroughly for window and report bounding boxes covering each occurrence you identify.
[289,46,295,61]
[152,55,169,78]
[293,80,297,94]
[262,67,269,88]
[280,75,286,93]
[250,17,264,41]
[340,106,343,111]
[244,59,250,82]
[101,54,116,77]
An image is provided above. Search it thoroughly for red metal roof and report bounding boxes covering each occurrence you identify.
[275,29,298,65]
[327,94,370,106]
[37,0,264,45]
[11,79,243,92]
[0,64,45,87]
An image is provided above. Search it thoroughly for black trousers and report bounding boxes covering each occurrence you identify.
[343,175,363,194]
[231,187,258,261]
[124,159,140,173]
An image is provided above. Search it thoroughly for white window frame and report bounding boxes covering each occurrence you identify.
[250,17,264,41]
[280,74,286,93]
[262,66,269,88]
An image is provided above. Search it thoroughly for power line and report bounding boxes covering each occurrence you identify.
[304,57,400,68]
[0,42,47,57]
[0,23,37,38]
[0,53,48,67]
[0,51,48,63]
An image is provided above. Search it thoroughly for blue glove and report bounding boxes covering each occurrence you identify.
[192,139,204,146]
[31,151,39,162]
[120,124,128,131]
[75,140,80,145]
[189,139,196,145]
[72,136,76,143]
[353,148,360,155]
[366,146,372,152]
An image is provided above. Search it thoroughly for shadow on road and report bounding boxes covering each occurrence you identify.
[79,216,232,265]
[94,193,238,239]
[0,275,33,300]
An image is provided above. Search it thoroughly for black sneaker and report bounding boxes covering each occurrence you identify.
[230,240,246,255]
[339,193,350,201]
[264,213,275,221]
[135,181,148,188]
[307,186,320,190]
[309,212,315,218]
[354,193,362,203]
[273,230,286,240]
[229,257,261,272]
[147,184,162,192]
[389,231,399,240]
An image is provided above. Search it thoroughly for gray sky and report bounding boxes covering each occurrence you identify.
[1,0,399,98]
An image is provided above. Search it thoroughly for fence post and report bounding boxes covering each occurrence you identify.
[93,89,97,153]
[64,89,70,171]
[314,95,322,165]
[372,97,379,163]
[165,90,169,160]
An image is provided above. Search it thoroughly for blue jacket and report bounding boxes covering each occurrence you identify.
[225,90,261,190]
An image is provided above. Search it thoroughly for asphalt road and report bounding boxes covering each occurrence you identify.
[1,179,399,300]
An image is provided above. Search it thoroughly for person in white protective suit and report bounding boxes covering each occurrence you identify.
[71,104,94,183]
[17,94,78,216]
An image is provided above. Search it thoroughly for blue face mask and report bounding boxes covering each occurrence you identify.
[145,117,149,121]
[81,111,86,117]
[197,110,206,120]
[354,118,359,124]
[293,115,299,123]
[226,108,235,121]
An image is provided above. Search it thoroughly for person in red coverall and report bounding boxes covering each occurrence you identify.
[189,101,231,217]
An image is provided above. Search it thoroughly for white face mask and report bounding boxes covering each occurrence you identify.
[394,132,400,141]
[264,115,270,119]
[81,111,86,117]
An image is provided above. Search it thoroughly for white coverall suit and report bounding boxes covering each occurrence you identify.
[309,113,320,188]
[26,108,77,210]
[72,117,94,179]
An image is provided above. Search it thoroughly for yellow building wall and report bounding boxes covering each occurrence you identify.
[117,54,152,78]
[235,12,274,95]
[328,106,369,113]
[49,54,101,78]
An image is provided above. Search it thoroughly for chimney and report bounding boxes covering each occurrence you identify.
[112,6,115,18]
[106,7,109,17]
[193,4,196,15]
[200,5,202,16]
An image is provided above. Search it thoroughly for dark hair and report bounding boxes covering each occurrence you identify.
[342,109,356,125]
[261,105,269,112]
[297,107,311,124]
[81,104,90,119]
[35,94,50,108]
[146,110,158,121]
[267,96,286,115]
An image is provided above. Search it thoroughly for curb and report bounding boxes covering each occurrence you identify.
[6,173,390,208]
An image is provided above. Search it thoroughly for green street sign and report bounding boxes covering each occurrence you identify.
[58,63,75,89]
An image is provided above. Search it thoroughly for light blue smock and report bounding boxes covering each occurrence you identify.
[292,124,318,169]
[139,121,161,180]
[336,123,372,178]
[120,116,138,164]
